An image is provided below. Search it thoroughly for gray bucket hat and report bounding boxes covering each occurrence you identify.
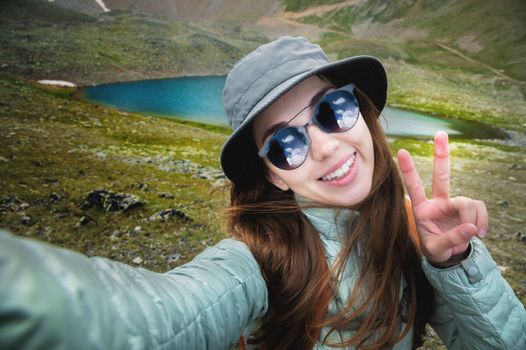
[220,36,387,185]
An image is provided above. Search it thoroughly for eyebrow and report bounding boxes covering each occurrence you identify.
[260,86,332,144]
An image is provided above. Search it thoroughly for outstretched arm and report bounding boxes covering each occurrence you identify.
[397,131,525,349]
[0,231,267,350]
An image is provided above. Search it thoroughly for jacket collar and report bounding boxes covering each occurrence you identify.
[295,194,359,241]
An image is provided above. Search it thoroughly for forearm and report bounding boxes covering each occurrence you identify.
[423,237,526,349]
[0,231,268,350]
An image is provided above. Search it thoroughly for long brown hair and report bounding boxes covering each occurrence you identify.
[226,87,434,349]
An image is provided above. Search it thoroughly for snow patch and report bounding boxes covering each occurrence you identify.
[37,80,76,87]
[93,0,111,13]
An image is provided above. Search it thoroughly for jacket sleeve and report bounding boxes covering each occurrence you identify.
[422,237,526,350]
[0,230,268,350]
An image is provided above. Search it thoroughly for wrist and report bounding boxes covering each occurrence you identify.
[430,244,471,269]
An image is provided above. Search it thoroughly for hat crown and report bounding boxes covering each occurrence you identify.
[223,36,329,131]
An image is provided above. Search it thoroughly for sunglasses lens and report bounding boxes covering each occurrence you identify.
[260,85,360,171]
[315,90,359,133]
[266,127,309,170]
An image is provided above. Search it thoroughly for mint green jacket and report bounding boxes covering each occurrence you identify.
[0,208,525,349]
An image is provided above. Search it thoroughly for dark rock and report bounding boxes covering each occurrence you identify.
[44,178,59,184]
[133,182,150,192]
[147,209,192,223]
[498,200,509,208]
[512,232,526,243]
[0,197,30,213]
[49,192,62,203]
[79,216,90,225]
[81,189,144,212]
[19,215,31,225]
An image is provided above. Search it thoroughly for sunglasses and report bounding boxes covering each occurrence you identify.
[258,83,360,170]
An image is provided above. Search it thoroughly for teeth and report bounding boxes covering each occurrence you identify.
[321,154,356,181]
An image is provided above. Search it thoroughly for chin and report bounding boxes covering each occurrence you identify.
[339,186,371,208]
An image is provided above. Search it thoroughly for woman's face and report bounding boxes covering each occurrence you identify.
[252,76,375,207]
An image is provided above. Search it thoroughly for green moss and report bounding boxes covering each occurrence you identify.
[388,138,434,157]
[281,0,346,12]
[154,116,232,136]
[29,82,77,98]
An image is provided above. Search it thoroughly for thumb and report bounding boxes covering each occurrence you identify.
[427,223,477,262]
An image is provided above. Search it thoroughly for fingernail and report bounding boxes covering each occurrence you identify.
[478,227,487,237]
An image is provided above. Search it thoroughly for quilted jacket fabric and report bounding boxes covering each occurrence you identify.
[0,207,525,349]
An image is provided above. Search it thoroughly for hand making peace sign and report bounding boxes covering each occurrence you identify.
[397,131,489,264]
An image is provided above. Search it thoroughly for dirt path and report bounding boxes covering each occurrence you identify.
[435,42,521,83]
[256,1,354,40]
[281,0,360,19]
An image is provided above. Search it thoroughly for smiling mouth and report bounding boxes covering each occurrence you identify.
[319,152,357,181]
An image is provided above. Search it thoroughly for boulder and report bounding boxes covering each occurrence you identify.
[81,189,144,212]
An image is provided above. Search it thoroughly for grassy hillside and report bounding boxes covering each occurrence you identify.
[0,0,267,85]
[105,0,280,23]
[286,0,526,81]
[282,0,346,12]
[0,73,230,269]
[277,0,526,136]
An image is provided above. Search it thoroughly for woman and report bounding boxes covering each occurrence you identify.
[0,36,524,349]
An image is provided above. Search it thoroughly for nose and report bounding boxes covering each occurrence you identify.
[308,125,340,161]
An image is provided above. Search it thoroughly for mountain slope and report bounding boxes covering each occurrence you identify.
[0,0,267,85]
[31,0,525,83]
[288,0,526,82]
[35,0,281,23]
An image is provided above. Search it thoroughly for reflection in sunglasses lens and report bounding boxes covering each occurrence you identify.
[317,91,358,133]
[269,127,309,170]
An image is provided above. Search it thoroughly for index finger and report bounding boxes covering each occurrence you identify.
[397,149,427,206]
[432,131,450,199]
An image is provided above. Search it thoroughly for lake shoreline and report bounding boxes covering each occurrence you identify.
[76,74,517,146]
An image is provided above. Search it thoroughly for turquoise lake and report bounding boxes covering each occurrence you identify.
[82,75,504,139]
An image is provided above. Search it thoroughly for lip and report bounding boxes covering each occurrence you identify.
[318,152,358,186]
